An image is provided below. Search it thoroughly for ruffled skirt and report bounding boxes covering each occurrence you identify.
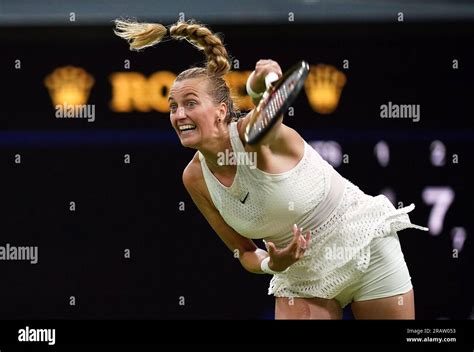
[268,181,428,299]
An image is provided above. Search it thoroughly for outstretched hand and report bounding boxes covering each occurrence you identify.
[265,224,311,272]
[250,59,283,93]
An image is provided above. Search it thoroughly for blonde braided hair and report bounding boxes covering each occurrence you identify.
[114,19,240,122]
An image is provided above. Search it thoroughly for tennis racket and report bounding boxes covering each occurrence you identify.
[244,60,310,145]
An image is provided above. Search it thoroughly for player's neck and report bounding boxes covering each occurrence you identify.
[199,132,235,174]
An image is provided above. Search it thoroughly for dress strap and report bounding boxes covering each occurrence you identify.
[229,121,246,154]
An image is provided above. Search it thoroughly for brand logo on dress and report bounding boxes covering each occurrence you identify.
[240,192,250,204]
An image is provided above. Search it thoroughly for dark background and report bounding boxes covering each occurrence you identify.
[1,18,473,319]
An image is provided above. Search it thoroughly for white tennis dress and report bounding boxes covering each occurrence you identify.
[198,121,428,299]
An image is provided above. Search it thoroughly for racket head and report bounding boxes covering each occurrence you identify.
[244,60,310,145]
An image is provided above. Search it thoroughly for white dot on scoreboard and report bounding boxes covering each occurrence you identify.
[430,140,446,167]
[374,140,390,167]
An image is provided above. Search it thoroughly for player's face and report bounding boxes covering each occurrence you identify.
[169,78,222,149]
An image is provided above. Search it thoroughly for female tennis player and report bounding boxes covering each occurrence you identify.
[114,19,428,319]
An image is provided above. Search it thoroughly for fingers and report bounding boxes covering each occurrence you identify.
[295,233,305,258]
[291,225,311,258]
[256,59,273,67]
[290,224,302,251]
[305,230,311,246]
[255,59,282,79]
[266,241,276,256]
[292,224,300,241]
[291,224,304,247]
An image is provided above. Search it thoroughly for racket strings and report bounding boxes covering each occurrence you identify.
[261,71,300,128]
[245,61,309,144]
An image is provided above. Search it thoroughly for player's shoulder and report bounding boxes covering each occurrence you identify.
[182,153,214,205]
[182,152,204,192]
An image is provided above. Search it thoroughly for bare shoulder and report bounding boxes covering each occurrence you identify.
[182,152,203,190]
[182,152,213,205]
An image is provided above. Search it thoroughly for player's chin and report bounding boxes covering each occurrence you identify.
[178,130,200,148]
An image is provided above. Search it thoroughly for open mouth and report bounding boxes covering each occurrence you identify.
[178,124,197,135]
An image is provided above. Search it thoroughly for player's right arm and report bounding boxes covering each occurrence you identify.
[243,59,285,147]
[182,159,268,274]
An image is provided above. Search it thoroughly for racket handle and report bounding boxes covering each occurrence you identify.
[265,72,279,89]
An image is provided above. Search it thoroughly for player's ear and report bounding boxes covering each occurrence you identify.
[217,102,227,120]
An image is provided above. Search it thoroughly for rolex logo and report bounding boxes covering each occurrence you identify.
[224,71,253,111]
[304,64,346,114]
[44,66,95,106]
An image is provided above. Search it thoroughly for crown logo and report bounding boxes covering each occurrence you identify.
[304,64,346,114]
[224,71,253,111]
[44,66,95,106]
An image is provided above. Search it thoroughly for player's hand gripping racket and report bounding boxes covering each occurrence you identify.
[244,60,310,145]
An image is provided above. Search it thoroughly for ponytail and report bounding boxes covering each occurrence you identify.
[114,19,230,76]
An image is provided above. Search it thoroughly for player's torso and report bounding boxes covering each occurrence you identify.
[194,138,331,240]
